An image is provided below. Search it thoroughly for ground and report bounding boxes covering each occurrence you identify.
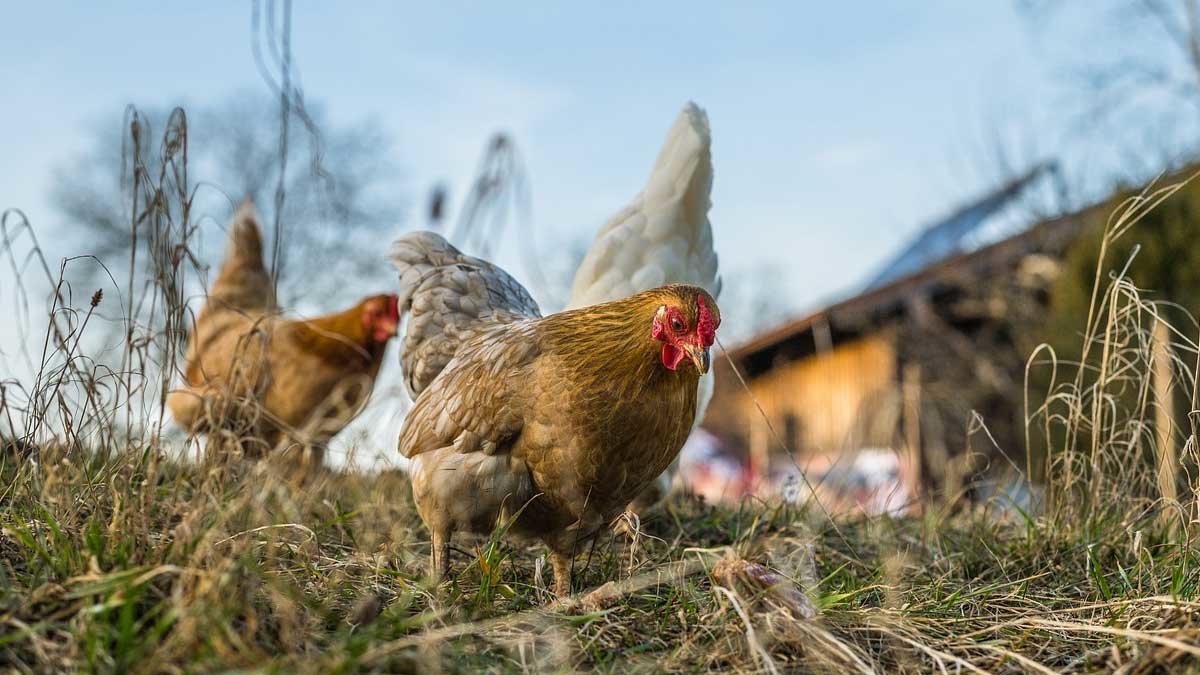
[2,446,1198,674]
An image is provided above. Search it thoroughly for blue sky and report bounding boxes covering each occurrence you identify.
[0,2,1163,373]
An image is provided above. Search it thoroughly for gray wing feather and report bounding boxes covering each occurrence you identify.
[390,231,540,398]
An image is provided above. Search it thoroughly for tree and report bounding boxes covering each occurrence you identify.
[50,91,405,311]
[1052,182,1200,335]
[1018,0,1200,188]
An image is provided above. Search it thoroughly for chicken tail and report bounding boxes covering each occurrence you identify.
[390,231,540,398]
[208,200,276,312]
[227,201,266,264]
[645,102,713,243]
[568,102,721,309]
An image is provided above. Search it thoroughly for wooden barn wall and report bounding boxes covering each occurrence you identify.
[705,332,900,465]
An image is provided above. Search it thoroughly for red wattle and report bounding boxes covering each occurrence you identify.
[661,343,685,370]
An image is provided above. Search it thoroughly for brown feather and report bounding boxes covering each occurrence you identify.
[289,298,391,367]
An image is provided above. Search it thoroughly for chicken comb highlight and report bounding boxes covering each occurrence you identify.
[385,294,401,323]
[696,297,717,347]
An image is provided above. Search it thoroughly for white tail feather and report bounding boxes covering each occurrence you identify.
[568,102,721,310]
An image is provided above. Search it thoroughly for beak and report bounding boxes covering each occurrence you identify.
[683,343,711,374]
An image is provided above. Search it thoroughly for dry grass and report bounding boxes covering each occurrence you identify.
[2,449,1198,673]
[2,111,1200,674]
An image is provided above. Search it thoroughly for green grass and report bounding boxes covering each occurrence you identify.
[2,447,1199,673]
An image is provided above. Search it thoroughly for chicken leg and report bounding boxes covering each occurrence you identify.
[430,530,450,584]
[549,549,573,597]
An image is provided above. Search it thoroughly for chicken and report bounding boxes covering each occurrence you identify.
[567,102,721,510]
[166,202,399,464]
[392,231,720,595]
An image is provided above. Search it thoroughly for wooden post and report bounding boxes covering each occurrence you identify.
[902,363,923,503]
[1152,320,1178,526]
[749,416,769,492]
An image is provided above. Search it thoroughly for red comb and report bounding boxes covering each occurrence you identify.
[696,297,717,347]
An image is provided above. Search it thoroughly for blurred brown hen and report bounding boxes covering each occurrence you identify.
[392,231,720,595]
[167,203,398,464]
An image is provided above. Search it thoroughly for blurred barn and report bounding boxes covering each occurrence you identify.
[697,162,1107,511]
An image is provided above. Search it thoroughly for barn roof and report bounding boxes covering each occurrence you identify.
[727,178,1099,373]
[865,162,1062,289]
[724,161,1200,376]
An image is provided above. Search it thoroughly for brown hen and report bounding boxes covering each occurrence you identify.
[392,231,720,595]
[167,202,398,464]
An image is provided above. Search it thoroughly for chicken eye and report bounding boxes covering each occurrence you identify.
[670,315,685,332]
